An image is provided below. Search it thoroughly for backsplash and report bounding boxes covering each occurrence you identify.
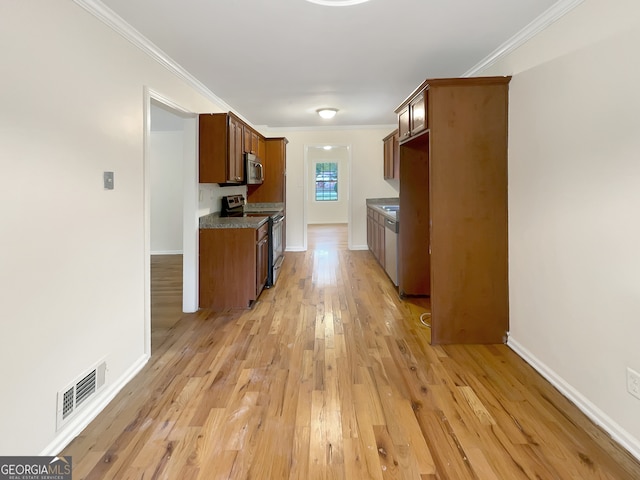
[198,183,247,217]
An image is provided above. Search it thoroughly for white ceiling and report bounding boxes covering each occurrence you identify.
[97,0,566,129]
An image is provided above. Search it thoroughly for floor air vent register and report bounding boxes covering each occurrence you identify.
[56,360,107,430]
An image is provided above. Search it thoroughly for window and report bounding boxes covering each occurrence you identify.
[315,162,338,201]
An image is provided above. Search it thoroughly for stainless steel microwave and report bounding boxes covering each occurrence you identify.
[246,153,264,184]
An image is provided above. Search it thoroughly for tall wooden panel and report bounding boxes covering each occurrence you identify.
[428,80,509,344]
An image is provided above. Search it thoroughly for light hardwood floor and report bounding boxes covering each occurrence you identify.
[62,224,640,479]
[151,254,184,348]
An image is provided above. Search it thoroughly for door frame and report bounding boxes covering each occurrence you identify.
[143,87,198,356]
[303,143,352,250]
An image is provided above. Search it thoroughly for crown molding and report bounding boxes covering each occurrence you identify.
[72,0,251,122]
[264,123,397,133]
[463,0,585,76]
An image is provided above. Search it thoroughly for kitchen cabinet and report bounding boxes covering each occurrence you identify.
[228,115,244,183]
[397,89,428,141]
[247,137,288,204]
[395,76,511,345]
[256,222,269,296]
[383,129,399,180]
[199,113,245,184]
[243,126,262,155]
[199,223,268,309]
[366,206,385,268]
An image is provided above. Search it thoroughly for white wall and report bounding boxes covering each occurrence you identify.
[307,145,349,224]
[0,0,227,455]
[265,127,399,250]
[482,0,640,457]
[150,131,184,254]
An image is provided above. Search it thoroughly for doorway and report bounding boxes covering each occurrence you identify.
[304,144,351,250]
[144,89,198,355]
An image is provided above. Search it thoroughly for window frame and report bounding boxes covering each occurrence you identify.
[314,161,339,202]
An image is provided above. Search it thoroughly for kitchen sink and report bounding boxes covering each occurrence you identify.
[380,205,399,212]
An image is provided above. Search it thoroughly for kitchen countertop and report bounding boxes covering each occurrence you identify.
[366,197,399,221]
[199,212,269,229]
[244,202,284,212]
[200,203,285,229]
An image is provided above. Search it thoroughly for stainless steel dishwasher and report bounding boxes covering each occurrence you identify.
[384,215,399,286]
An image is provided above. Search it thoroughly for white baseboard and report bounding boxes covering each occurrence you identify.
[286,246,306,252]
[151,250,183,255]
[41,354,150,456]
[349,244,368,251]
[508,337,640,462]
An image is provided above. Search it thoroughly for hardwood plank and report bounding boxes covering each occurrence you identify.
[61,224,640,480]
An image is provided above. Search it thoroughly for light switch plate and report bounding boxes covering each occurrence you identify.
[104,171,114,190]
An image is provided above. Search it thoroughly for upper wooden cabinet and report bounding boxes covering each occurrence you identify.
[396,76,511,345]
[247,137,288,204]
[243,126,261,155]
[257,135,266,159]
[408,90,427,136]
[199,113,245,184]
[383,130,399,180]
[397,89,427,141]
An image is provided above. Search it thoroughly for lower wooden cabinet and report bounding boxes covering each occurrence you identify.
[255,223,269,296]
[199,224,268,309]
[367,206,385,268]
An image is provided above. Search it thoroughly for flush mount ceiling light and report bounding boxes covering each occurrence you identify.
[305,0,371,6]
[317,108,338,119]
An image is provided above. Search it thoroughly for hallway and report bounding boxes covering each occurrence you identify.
[62,225,640,479]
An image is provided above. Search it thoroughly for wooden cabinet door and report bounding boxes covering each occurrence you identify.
[376,214,385,267]
[243,127,261,155]
[398,106,410,140]
[228,116,244,183]
[383,135,393,179]
[199,228,257,309]
[409,90,427,135]
[199,113,228,184]
[257,135,266,159]
[392,131,400,179]
[256,234,269,295]
[251,131,260,154]
[383,130,400,180]
[243,125,251,153]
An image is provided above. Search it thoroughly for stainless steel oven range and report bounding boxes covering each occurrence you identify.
[220,194,285,287]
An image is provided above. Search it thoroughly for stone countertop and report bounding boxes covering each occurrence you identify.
[199,212,269,229]
[366,197,399,207]
[244,202,285,212]
[366,197,399,222]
